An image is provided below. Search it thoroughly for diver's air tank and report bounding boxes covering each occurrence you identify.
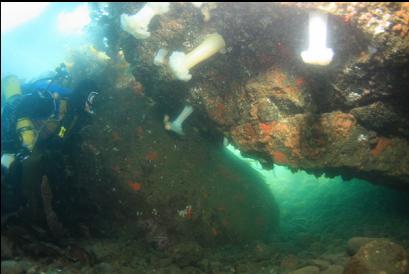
[3,75,38,151]
[3,75,22,101]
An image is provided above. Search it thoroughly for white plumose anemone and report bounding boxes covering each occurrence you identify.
[168,33,226,81]
[153,48,169,66]
[120,2,170,39]
[164,105,194,135]
[301,11,334,66]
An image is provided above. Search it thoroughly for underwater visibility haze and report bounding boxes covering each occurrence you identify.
[1,2,409,274]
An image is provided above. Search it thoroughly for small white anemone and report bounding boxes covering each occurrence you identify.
[120,2,170,39]
[301,11,334,66]
[191,2,205,8]
[168,33,225,81]
[154,48,168,66]
[164,105,194,135]
[191,2,217,22]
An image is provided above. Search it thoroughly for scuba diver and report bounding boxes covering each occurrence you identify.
[1,63,100,229]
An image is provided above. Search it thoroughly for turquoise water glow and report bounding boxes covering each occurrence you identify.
[226,143,409,248]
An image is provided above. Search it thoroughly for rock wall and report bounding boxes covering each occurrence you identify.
[62,47,279,246]
[93,3,409,187]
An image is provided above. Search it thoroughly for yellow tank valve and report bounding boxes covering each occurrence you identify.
[58,126,67,138]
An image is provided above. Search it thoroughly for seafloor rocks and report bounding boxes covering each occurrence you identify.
[280,254,299,272]
[92,262,114,274]
[319,253,350,266]
[308,259,331,270]
[344,239,408,274]
[1,235,15,259]
[320,265,344,274]
[346,236,387,255]
[0,260,31,274]
[251,241,273,261]
[167,241,203,267]
[289,265,320,274]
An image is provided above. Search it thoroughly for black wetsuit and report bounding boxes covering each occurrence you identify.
[1,78,98,216]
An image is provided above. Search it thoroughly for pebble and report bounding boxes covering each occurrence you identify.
[321,265,344,274]
[1,260,30,274]
[289,265,320,274]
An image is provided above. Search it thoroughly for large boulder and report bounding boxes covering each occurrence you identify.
[346,236,387,255]
[344,239,408,274]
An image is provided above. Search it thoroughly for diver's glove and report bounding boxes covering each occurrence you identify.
[16,147,31,162]
[1,154,16,171]
[85,91,99,115]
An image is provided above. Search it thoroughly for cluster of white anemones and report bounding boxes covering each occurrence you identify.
[120,3,228,135]
[120,3,335,135]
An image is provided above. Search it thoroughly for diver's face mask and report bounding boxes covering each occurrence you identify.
[85,91,99,114]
